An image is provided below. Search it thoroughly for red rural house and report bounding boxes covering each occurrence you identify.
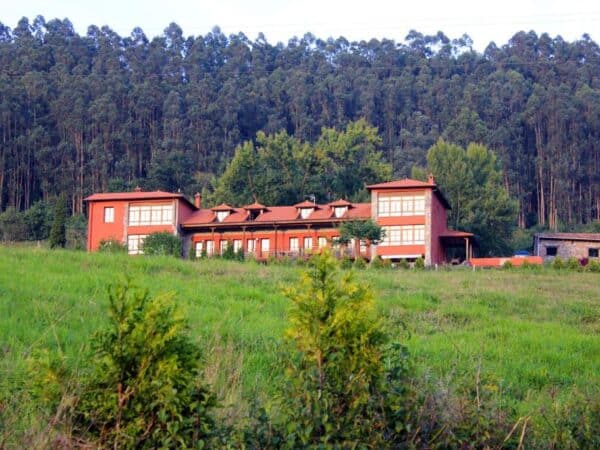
[85,176,473,265]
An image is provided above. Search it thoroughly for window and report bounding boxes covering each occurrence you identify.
[216,210,229,222]
[380,225,425,246]
[546,246,557,256]
[359,240,367,253]
[195,241,203,258]
[289,237,299,252]
[377,194,425,217]
[233,239,242,253]
[334,206,347,218]
[127,234,147,255]
[128,204,173,226]
[589,248,599,258]
[318,237,328,248]
[220,240,228,254]
[304,237,313,250]
[261,238,270,253]
[247,239,255,253]
[104,207,114,223]
[300,208,313,219]
[205,240,215,256]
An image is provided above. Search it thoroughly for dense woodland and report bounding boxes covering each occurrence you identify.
[1,16,600,231]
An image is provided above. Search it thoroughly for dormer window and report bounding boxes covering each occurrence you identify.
[244,202,267,221]
[334,206,347,218]
[211,203,234,222]
[300,208,314,219]
[216,210,229,222]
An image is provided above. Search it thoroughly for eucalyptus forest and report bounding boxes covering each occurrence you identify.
[1,16,599,233]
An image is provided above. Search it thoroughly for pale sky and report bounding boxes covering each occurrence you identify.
[2,0,600,51]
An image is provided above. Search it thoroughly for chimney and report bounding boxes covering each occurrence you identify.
[134,185,142,192]
[194,192,202,208]
[428,173,435,185]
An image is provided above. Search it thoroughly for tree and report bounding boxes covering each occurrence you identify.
[142,231,182,257]
[48,196,68,248]
[337,219,385,257]
[418,139,518,255]
[276,251,410,447]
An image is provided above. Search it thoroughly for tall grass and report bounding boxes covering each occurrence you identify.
[0,246,599,445]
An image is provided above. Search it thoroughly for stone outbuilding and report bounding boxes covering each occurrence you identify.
[533,232,600,261]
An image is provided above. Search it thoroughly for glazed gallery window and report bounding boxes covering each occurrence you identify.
[128,204,173,226]
[127,234,147,255]
[380,225,425,246]
[377,194,425,217]
[104,207,114,223]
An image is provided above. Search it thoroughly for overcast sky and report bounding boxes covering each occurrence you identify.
[3,0,600,51]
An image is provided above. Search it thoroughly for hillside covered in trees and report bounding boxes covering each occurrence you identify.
[1,16,599,231]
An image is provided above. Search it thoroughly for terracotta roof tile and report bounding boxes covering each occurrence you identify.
[244,202,267,210]
[535,232,600,242]
[328,199,352,207]
[85,191,185,201]
[211,203,235,211]
[366,178,435,190]
[293,200,318,208]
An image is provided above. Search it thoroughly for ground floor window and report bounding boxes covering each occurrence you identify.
[589,248,599,258]
[195,241,203,257]
[233,239,242,253]
[261,238,270,254]
[318,237,327,248]
[220,240,228,255]
[546,246,557,256]
[380,225,425,246]
[127,234,147,255]
[206,240,215,256]
[247,239,255,253]
[289,237,299,252]
[303,237,312,251]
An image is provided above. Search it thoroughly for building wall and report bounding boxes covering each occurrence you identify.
[429,192,449,265]
[87,199,179,251]
[536,238,600,261]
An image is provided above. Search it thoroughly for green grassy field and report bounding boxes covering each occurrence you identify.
[1,246,599,444]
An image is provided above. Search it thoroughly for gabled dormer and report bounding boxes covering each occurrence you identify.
[211,203,235,222]
[244,201,267,221]
[294,200,317,219]
[328,199,352,218]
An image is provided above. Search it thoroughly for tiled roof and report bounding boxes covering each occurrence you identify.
[328,199,352,207]
[293,200,318,208]
[84,191,196,209]
[366,178,435,190]
[211,203,235,211]
[535,232,600,242]
[244,202,267,210]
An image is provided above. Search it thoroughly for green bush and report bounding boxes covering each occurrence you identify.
[353,256,367,269]
[65,214,87,250]
[551,256,565,270]
[566,257,581,271]
[502,260,513,269]
[272,250,411,447]
[370,255,384,269]
[398,259,410,270]
[98,238,127,253]
[340,256,353,269]
[0,207,27,241]
[221,241,236,260]
[142,232,182,257]
[586,260,600,273]
[414,257,425,269]
[49,196,68,249]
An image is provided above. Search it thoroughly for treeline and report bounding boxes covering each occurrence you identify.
[1,16,599,228]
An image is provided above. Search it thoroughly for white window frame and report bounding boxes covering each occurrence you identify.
[261,238,270,253]
[195,241,203,258]
[220,240,228,254]
[233,239,242,253]
[289,237,299,252]
[216,210,229,222]
[127,234,147,255]
[380,225,425,246]
[247,239,255,253]
[104,206,115,223]
[206,240,215,256]
[300,208,313,219]
[334,206,347,218]
[318,237,327,248]
[304,237,313,250]
[378,194,425,217]
[128,204,173,226]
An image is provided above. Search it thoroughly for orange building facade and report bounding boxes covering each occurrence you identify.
[85,177,473,265]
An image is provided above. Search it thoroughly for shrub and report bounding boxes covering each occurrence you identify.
[221,241,236,260]
[98,238,127,253]
[502,260,513,269]
[142,232,182,257]
[551,256,565,270]
[77,282,217,447]
[370,255,384,269]
[353,256,367,269]
[586,260,600,273]
[275,250,411,447]
[398,259,410,270]
[235,247,245,261]
[0,207,27,241]
[566,257,580,271]
[414,257,425,269]
[23,201,52,241]
[340,256,353,269]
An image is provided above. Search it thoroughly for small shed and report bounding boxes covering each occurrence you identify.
[533,233,600,260]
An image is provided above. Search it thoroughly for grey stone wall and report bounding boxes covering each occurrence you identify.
[537,239,600,261]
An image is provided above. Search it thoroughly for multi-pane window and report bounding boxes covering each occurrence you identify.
[104,207,115,223]
[195,241,203,258]
[318,237,327,248]
[289,237,299,252]
[380,225,425,246]
[304,237,313,250]
[129,204,173,226]
[205,240,215,256]
[127,234,147,255]
[247,239,256,253]
[220,240,228,254]
[261,238,270,253]
[233,239,242,253]
[377,195,425,217]
[300,208,313,219]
